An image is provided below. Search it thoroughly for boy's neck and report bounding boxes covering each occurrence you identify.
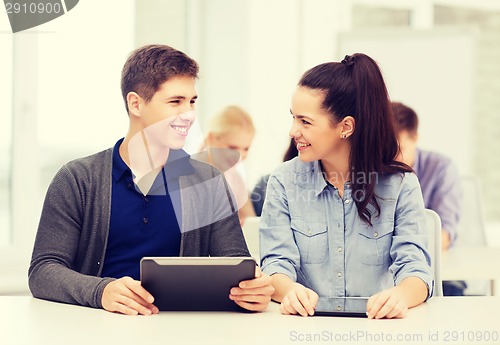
[120,128,170,186]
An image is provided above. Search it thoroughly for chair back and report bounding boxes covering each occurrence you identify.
[455,176,488,247]
[241,216,261,261]
[454,176,490,295]
[425,209,443,297]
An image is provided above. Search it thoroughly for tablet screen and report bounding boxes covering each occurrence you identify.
[140,257,256,311]
[314,297,368,317]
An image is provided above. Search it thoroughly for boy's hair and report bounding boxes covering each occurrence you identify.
[391,102,419,135]
[121,44,199,113]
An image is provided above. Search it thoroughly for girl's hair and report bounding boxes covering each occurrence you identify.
[283,137,299,162]
[298,53,412,224]
[208,105,255,137]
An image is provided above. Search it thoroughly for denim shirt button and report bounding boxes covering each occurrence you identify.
[374,232,378,237]
[344,199,351,204]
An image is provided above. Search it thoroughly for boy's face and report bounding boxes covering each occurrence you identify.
[396,130,418,167]
[137,75,197,149]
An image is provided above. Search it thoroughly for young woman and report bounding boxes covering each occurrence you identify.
[260,53,433,319]
[201,105,257,224]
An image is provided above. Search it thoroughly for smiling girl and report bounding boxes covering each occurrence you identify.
[260,53,433,319]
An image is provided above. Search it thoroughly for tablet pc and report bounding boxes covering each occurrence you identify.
[140,257,256,312]
[314,297,369,318]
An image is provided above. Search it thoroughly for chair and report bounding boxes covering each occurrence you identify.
[425,209,443,297]
[241,216,261,262]
[455,176,488,247]
[454,176,490,295]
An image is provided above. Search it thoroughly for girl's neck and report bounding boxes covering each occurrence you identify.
[320,152,351,196]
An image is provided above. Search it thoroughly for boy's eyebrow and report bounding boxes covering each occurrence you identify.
[166,95,198,100]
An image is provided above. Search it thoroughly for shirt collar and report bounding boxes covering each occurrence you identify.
[112,138,195,183]
[312,160,329,196]
[310,160,353,196]
[112,138,130,182]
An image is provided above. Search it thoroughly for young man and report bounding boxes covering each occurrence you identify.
[392,101,465,296]
[29,45,274,315]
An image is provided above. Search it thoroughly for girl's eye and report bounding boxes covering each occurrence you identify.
[301,120,310,125]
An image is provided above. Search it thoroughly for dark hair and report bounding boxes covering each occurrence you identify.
[391,101,419,135]
[299,53,412,225]
[283,137,299,162]
[121,44,199,113]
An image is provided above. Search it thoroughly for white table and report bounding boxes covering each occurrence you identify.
[442,246,500,295]
[2,296,500,345]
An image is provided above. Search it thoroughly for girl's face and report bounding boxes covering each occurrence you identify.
[208,129,254,161]
[289,86,343,163]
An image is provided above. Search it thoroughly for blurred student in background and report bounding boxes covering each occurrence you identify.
[260,54,433,319]
[392,101,465,296]
[251,138,298,216]
[200,105,257,225]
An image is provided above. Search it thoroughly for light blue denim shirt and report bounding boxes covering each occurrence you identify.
[260,157,433,299]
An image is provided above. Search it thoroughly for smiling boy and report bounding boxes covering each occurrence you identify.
[29,45,273,315]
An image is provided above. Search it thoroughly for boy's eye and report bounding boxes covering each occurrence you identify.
[190,99,196,104]
[170,100,180,104]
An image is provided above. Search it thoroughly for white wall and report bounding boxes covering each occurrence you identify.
[0,0,135,294]
[338,28,476,175]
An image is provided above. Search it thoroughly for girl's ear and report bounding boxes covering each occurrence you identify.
[340,116,355,139]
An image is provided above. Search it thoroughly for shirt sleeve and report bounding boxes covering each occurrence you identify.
[28,165,115,308]
[426,161,462,245]
[390,173,434,299]
[259,171,300,281]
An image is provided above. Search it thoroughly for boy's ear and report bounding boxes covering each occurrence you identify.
[127,92,142,117]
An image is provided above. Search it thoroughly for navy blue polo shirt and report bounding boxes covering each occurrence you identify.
[101,138,194,280]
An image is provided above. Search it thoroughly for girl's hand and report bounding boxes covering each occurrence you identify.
[279,282,318,317]
[367,286,409,319]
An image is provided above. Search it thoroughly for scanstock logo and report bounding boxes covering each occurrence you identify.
[4,0,79,33]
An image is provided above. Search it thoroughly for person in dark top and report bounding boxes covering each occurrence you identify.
[251,138,298,216]
[29,44,274,315]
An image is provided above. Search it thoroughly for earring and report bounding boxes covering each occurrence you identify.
[341,133,347,139]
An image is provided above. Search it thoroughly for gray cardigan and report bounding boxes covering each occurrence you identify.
[28,147,250,308]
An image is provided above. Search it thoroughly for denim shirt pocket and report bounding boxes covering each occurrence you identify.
[291,218,328,264]
[357,219,394,266]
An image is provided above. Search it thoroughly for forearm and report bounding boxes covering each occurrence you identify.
[29,262,114,308]
[397,276,428,308]
[270,273,296,302]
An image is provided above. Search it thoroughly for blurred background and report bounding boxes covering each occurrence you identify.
[1,0,499,293]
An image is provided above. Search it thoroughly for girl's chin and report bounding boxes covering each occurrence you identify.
[297,152,316,163]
